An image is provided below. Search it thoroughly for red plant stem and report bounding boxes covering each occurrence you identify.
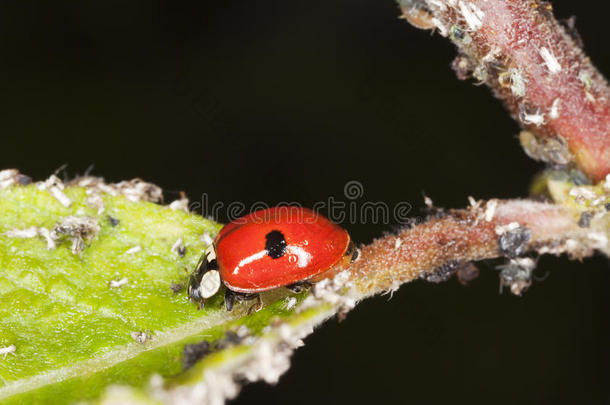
[401,0,610,181]
[350,199,592,294]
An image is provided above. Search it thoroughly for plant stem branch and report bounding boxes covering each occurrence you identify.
[400,0,610,181]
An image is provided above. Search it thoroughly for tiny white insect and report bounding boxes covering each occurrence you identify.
[495,222,521,235]
[549,98,561,119]
[131,332,149,344]
[459,1,483,31]
[485,200,498,222]
[125,246,142,255]
[171,237,185,256]
[283,297,297,311]
[201,232,214,246]
[5,227,39,238]
[0,345,16,359]
[522,111,545,126]
[539,47,562,74]
[109,277,129,288]
[169,198,189,212]
[38,175,72,207]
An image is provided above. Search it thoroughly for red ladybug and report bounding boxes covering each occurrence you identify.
[188,206,358,311]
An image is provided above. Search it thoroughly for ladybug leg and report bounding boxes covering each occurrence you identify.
[234,292,258,302]
[226,292,262,313]
[345,241,360,263]
[224,289,235,312]
[247,294,263,314]
[285,281,313,293]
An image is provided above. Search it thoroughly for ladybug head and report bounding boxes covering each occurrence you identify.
[188,245,221,303]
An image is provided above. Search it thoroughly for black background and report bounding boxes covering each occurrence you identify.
[1,1,609,404]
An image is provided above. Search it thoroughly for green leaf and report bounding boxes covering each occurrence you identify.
[0,181,328,405]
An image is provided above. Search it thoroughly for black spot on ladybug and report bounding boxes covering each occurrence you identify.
[265,230,287,259]
[208,259,218,270]
[498,226,532,258]
[182,340,211,370]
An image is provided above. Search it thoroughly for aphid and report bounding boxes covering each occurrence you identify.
[109,277,128,288]
[130,331,151,344]
[398,0,436,30]
[421,260,460,283]
[578,211,592,228]
[108,216,120,227]
[182,340,211,370]
[456,262,479,286]
[498,226,532,258]
[188,207,358,311]
[170,282,183,294]
[0,345,16,359]
[497,257,537,296]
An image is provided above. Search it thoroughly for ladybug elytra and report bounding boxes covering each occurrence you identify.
[188,206,358,311]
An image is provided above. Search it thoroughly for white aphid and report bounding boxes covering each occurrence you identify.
[0,345,16,359]
[578,71,592,88]
[169,198,190,212]
[109,277,128,288]
[125,246,142,255]
[5,226,56,250]
[131,331,150,344]
[38,227,56,250]
[569,186,598,202]
[549,98,561,119]
[171,237,185,256]
[201,232,214,246]
[283,297,297,311]
[38,175,72,207]
[459,1,483,31]
[484,200,498,222]
[495,222,520,235]
[5,227,39,238]
[539,47,562,74]
[522,111,545,126]
[509,68,527,98]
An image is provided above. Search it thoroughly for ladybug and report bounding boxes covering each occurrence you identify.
[188,206,359,311]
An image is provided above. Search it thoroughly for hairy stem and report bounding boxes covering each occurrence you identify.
[350,198,606,295]
[400,0,610,181]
